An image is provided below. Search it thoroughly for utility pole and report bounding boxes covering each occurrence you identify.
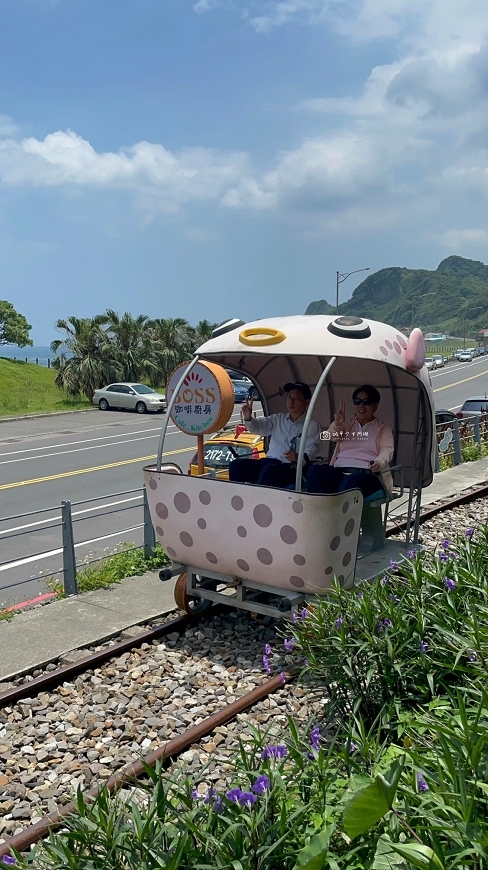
[335,268,370,315]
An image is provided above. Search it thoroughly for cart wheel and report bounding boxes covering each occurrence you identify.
[174,573,214,617]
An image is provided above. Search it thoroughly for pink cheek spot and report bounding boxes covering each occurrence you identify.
[380,346,388,356]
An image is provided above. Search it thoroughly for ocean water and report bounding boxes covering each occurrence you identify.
[0,345,53,365]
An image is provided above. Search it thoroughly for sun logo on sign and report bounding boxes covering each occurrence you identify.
[183,372,203,386]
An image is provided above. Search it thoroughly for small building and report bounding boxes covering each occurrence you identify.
[424,332,446,342]
[476,328,488,343]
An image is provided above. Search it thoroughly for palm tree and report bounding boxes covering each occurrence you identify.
[147,317,193,384]
[189,319,218,351]
[105,309,160,384]
[51,315,118,398]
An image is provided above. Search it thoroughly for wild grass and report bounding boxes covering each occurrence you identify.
[0,358,91,416]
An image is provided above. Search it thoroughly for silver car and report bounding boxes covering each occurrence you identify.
[93,383,166,414]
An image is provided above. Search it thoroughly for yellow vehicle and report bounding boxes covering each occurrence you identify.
[188,424,265,479]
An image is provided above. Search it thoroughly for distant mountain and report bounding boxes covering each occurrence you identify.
[305,257,488,336]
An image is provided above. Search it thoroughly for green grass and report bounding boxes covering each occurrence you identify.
[0,357,92,416]
[49,542,169,597]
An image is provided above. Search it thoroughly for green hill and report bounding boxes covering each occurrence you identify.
[305,256,488,337]
[0,358,91,417]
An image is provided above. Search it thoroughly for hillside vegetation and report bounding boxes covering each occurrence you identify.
[306,256,488,335]
[0,358,91,417]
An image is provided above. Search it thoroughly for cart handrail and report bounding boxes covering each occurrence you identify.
[295,356,337,492]
[156,355,200,472]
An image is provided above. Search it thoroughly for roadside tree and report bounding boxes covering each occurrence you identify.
[0,300,33,347]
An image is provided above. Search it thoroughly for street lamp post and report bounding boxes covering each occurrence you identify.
[410,292,435,330]
[336,268,370,315]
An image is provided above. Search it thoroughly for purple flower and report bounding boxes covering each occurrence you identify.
[212,795,223,813]
[261,744,288,760]
[226,787,242,803]
[406,551,414,559]
[444,577,456,592]
[204,787,217,805]
[441,539,451,550]
[419,640,427,653]
[264,643,272,656]
[301,608,309,619]
[417,773,429,792]
[192,788,200,799]
[335,617,344,628]
[280,672,286,684]
[345,740,357,754]
[0,860,16,866]
[465,528,474,539]
[284,638,295,652]
[467,649,477,662]
[252,774,271,795]
[238,791,258,807]
[439,552,448,563]
[381,575,388,586]
[388,594,400,604]
[376,618,392,633]
[303,658,310,666]
[262,655,271,674]
[357,591,364,599]
[383,618,392,628]
[292,612,299,623]
[310,726,321,751]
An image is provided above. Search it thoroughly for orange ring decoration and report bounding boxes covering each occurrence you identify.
[239,327,286,347]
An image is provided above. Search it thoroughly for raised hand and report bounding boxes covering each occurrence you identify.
[242,398,253,421]
[333,399,346,432]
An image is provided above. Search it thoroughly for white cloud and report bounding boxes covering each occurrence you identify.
[193,0,224,13]
[249,0,325,33]
[439,229,488,250]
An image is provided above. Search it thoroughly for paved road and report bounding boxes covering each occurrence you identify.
[0,407,246,605]
[2,356,488,606]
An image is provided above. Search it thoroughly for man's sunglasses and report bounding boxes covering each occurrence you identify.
[353,397,374,406]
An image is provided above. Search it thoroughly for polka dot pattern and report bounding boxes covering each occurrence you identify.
[257,548,273,565]
[396,334,407,349]
[345,518,355,537]
[280,525,298,544]
[174,492,191,513]
[380,346,388,356]
[144,470,363,596]
[385,339,392,349]
[253,504,273,527]
[393,341,401,354]
[149,479,157,490]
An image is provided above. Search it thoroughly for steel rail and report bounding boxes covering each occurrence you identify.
[0,670,291,858]
[385,482,488,537]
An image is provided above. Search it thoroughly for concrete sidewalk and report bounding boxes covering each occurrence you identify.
[1,458,487,684]
[0,571,177,684]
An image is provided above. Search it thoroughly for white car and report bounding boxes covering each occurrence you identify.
[457,351,474,362]
[425,358,437,371]
[92,383,166,414]
[432,355,445,368]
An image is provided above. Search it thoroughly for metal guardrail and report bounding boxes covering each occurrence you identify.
[0,487,157,603]
[435,414,486,471]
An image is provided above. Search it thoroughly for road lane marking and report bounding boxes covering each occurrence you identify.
[0,495,142,535]
[0,524,143,575]
[0,446,195,491]
[433,370,488,393]
[0,432,164,466]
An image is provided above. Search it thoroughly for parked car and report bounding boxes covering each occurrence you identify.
[435,409,459,426]
[93,383,166,414]
[432,355,445,368]
[458,396,488,417]
[188,425,265,478]
[425,358,437,371]
[226,369,261,401]
[457,350,475,362]
[232,381,251,403]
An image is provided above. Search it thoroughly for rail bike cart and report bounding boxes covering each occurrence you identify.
[144,315,436,619]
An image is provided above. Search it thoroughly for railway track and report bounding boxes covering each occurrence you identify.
[2,482,488,859]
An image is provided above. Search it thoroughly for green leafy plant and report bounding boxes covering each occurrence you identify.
[49,542,169,596]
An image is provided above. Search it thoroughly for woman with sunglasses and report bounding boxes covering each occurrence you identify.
[306,385,394,497]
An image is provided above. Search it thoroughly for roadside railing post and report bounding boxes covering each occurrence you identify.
[61,500,78,596]
[143,486,156,558]
[434,442,440,473]
[474,416,481,446]
[452,418,462,466]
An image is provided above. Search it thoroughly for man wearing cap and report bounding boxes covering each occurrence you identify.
[229,382,321,488]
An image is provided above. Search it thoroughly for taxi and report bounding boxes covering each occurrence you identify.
[188,424,265,479]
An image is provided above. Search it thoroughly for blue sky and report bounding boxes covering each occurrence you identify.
[1,0,487,343]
